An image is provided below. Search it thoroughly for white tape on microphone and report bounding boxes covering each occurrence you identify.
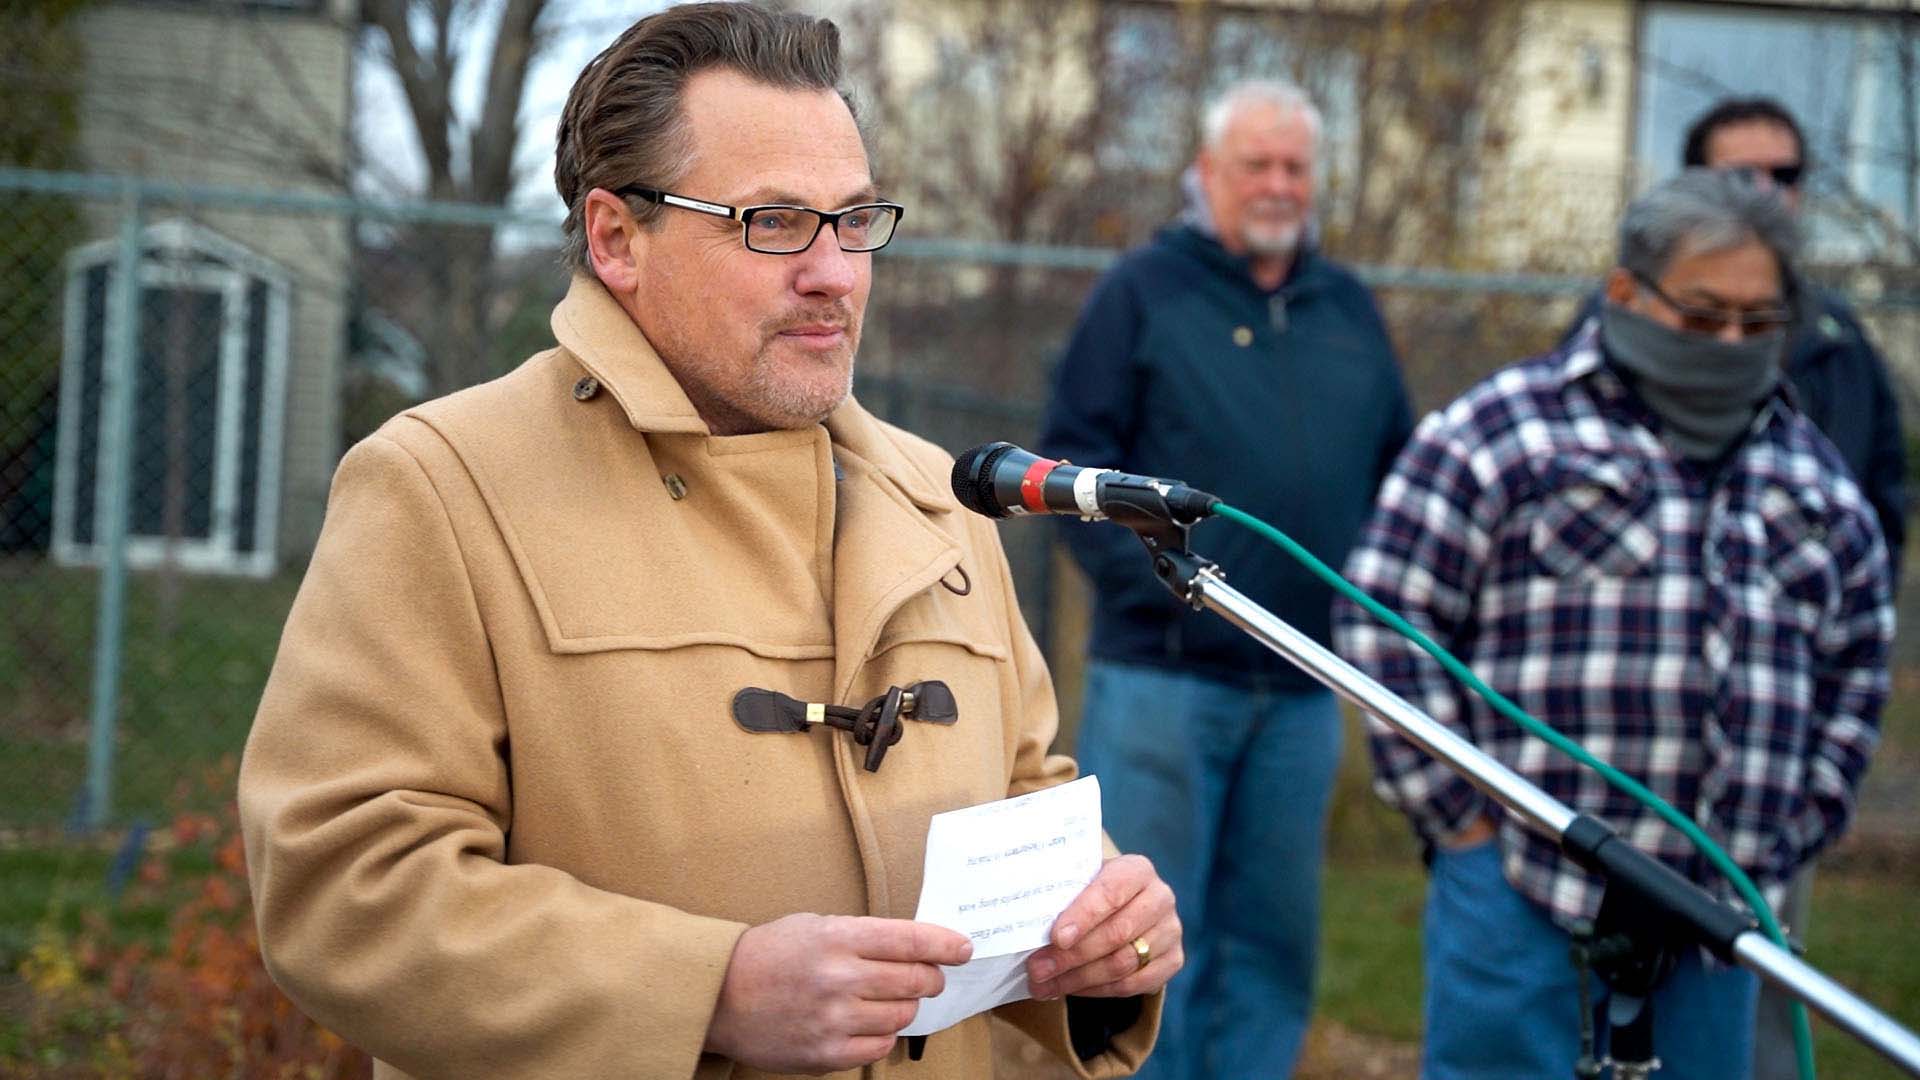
[1073,467,1112,520]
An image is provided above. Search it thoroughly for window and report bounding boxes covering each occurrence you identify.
[1637,3,1920,261]
[53,221,292,578]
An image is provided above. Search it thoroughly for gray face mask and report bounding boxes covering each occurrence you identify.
[1598,303,1785,461]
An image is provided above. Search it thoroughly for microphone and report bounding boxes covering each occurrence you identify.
[949,442,1218,527]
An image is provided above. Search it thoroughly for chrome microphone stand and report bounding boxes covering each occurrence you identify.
[1120,516,1920,1078]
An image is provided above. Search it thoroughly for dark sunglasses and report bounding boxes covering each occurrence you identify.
[1729,163,1804,189]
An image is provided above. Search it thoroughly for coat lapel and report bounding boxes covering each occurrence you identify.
[823,400,963,703]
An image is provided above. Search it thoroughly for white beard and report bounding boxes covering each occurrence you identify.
[1242,219,1303,258]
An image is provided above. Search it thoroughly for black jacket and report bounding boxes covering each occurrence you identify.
[1560,288,1907,580]
[1039,225,1413,688]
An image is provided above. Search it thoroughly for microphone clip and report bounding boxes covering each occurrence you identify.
[731,681,959,772]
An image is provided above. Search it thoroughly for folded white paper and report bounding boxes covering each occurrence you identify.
[900,775,1103,1037]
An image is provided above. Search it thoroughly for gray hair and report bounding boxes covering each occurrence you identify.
[1201,79,1323,151]
[554,2,856,272]
[1617,168,1801,285]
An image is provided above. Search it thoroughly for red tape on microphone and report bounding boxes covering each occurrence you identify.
[1018,456,1057,514]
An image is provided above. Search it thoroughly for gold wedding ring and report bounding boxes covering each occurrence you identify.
[1131,936,1152,971]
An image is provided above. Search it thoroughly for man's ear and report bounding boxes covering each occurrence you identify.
[1193,146,1217,187]
[584,189,646,293]
[1603,267,1637,307]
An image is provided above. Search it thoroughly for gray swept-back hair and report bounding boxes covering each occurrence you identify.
[1618,168,1800,284]
[1201,79,1323,151]
[554,2,857,271]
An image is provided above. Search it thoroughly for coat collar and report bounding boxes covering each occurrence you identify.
[549,273,955,514]
[550,273,710,435]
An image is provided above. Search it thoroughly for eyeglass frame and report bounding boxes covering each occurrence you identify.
[1629,270,1793,339]
[613,186,905,254]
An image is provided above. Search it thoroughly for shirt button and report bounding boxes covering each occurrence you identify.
[572,375,601,401]
[1704,628,1731,670]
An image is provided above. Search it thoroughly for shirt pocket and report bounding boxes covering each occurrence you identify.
[1755,484,1841,625]
[1529,455,1659,582]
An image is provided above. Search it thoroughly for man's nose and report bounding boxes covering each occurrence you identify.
[792,224,857,297]
[1715,319,1746,344]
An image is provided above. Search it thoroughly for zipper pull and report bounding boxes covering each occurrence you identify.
[1268,294,1288,334]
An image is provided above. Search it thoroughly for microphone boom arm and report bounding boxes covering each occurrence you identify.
[1142,543,1920,1078]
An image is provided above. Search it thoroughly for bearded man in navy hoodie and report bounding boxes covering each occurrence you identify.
[1038,79,1412,1080]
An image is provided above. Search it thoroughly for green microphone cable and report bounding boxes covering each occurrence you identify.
[1208,501,1817,1080]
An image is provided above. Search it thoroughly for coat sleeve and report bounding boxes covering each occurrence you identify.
[1363,288,1416,495]
[1333,409,1495,844]
[238,430,747,1080]
[974,517,1163,1077]
[1852,314,1908,585]
[1790,502,1894,870]
[1038,267,1151,594]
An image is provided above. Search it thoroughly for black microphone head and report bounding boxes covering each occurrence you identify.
[951,441,1027,518]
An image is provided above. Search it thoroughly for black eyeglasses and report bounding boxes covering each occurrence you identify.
[1631,271,1792,339]
[615,186,904,254]
[1728,163,1805,190]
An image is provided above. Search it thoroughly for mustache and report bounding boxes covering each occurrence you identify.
[766,304,856,334]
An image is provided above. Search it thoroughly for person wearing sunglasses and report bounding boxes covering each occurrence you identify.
[1685,98,1905,585]
[1339,168,1892,1080]
[1563,98,1905,586]
[1565,98,1907,1080]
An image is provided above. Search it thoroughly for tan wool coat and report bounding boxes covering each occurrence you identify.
[238,276,1161,1079]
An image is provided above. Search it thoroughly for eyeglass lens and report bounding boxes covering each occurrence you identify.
[1639,274,1788,338]
[1732,163,1804,189]
[746,205,899,253]
[1675,310,1788,338]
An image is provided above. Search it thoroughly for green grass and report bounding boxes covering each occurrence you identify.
[0,844,216,973]
[1317,857,1427,1043]
[1315,703,1920,1078]
[0,558,297,826]
[1314,855,1920,1078]
[1,552,1915,1075]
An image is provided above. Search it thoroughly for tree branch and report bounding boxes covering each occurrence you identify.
[470,0,547,204]
[364,0,453,195]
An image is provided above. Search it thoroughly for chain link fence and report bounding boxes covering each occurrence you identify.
[4,166,1918,839]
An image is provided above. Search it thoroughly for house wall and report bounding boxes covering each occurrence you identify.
[76,0,357,566]
[1470,0,1637,271]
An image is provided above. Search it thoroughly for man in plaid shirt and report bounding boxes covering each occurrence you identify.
[1334,170,1893,1080]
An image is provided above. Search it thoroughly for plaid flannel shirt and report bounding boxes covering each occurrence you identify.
[1333,325,1894,927]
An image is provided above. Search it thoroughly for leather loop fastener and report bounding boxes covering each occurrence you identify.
[730,681,958,772]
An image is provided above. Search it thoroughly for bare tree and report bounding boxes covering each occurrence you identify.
[837,0,1546,412]
[362,0,553,394]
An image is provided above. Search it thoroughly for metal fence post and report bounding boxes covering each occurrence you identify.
[81,181,144,831]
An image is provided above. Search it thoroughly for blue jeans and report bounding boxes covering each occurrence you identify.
[1424,841,1758,1080]
[1075,661,1342,1080]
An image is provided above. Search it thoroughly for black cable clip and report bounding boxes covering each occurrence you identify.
[731,681,958,772]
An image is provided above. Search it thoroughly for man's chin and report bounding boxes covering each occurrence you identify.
[743,366,855,431]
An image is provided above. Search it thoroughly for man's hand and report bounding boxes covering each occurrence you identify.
[1440,814,1497,851]
[1025,853,1181,1000]
[703,913,973,1074]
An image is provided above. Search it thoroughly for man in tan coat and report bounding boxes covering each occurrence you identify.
[237,4,1179,1078]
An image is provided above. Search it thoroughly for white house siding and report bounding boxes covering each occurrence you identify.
[75,0,356,565]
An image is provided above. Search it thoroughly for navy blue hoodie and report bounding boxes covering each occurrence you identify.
[1039,224,1413,689]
